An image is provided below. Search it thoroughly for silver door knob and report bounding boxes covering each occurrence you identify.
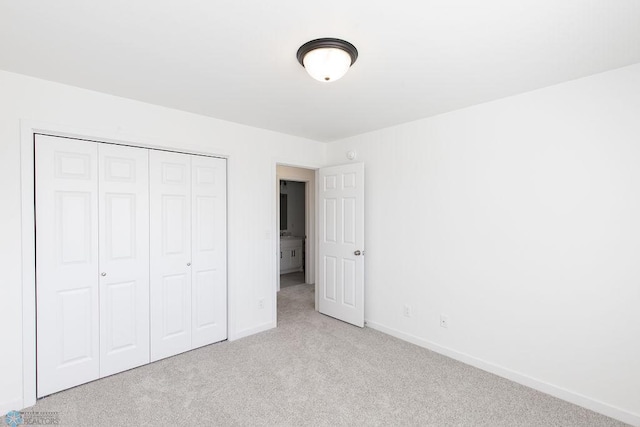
[187,262,191,266]
[354,250,362,256]
[101,272,107,277]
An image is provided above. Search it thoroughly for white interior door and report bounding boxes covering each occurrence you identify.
[35,135,100,397]
[98,144,150,376]
[318,162,365,327]
[191,156,227,348]
[150,150,192,361]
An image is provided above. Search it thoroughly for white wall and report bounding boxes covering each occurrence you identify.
[0,70,326,412]
[327,64,640,424]
[280,181,305,237]
[3,62,639,423]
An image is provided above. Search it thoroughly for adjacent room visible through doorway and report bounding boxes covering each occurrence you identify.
[280,179,306,288]
[276,165,316,310]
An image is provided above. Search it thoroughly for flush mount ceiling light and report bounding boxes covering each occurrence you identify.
[296,38,358,83]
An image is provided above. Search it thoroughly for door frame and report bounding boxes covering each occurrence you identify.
[272,161,321,315]
[20,120,230,408]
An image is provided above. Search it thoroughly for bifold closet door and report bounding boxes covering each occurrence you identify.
[36,135,100,397]
[98,144,150,377]
[37,136,227,393]
[150,150,193,361]
[191,155,227,348]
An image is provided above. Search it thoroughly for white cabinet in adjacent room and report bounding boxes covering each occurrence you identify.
[290,245,303,271]
[280,237,303,274]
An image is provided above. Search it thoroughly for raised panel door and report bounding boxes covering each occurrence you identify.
[35,135,100,397]
[150,150,192,361]
[191,155,227,348]
[318,163,365,327]
[98,144,150,376]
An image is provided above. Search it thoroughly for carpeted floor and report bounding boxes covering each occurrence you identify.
[24,284,626,426]
[280,271,305,288]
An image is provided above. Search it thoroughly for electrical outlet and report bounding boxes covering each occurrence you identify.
[259,298,265,309]
[403,304,411,318]
[440,314,449,328]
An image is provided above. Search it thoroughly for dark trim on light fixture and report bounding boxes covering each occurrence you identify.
[296,38,358,67]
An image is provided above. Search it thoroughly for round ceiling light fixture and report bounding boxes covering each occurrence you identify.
[297,38,358,83]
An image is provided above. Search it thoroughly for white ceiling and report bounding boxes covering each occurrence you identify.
[1,1,639,142]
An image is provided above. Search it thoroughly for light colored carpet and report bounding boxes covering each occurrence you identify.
[24,284,626,426]
[280,271,305,288]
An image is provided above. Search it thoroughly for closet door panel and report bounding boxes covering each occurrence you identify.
[35,135,100,397]
[191,156,227,348]
[150,150,192,361]
[99,144,150,377]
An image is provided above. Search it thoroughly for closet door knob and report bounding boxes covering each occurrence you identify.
[187,262,191,267]
[101,272,107,277]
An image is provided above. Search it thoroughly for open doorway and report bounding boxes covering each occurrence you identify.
[279,179,306,287]
[274,161,365,327]
[276,165,316,305]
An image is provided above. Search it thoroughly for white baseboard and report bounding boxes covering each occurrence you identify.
[229,321,276,341]
[365,320,640,427]
[0,398,24,416]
